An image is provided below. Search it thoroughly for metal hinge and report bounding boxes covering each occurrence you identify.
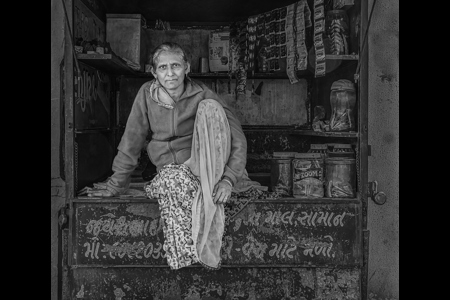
[368,145,371,156]
[367,181,387,205]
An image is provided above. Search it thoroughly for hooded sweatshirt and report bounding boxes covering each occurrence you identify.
[105,78,247,195]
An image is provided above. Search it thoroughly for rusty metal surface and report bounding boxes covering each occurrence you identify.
[72,202,361,267]
[316,268,360,300]
[69,267,359,300]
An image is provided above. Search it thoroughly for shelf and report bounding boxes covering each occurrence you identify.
[75,196,359,204]
[242,126,359,138]
[75,53,356,77]
[290,130,358,138]
[325,54,359,60]
[189,72,311,79]
[76,53,144,76]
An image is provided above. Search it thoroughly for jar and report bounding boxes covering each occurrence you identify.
[329,79,356,132]
[292,153,324,198]
[325,10,349,55]
[271,152,297,196]
[325,157,356,198]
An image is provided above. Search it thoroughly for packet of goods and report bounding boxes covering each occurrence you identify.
[292,154,324,198]
[209,31,230,72]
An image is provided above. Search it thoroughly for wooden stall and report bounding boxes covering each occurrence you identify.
[59,0,371,299]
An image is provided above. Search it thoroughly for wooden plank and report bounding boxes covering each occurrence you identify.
[72,202,361,267]
[69,267,360,300]
[77,54,139,76]
[359,1,369,300]
[199,78,308,126]
[325,54,359,60]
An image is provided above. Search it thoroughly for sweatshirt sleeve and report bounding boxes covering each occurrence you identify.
[106,83,150,195]
[202,86,247,186]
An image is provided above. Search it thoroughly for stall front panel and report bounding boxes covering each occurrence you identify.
[73,200,361,267]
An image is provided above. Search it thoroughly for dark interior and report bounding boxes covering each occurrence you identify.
[99,0,309,25]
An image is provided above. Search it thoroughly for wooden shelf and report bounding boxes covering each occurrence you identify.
[290,130,359,138]
[76,53,145,76]
[75,53,356,77]
[189,72,311,79]
[75,196,359,204]
[242,126,358,138]
[325,54,359,60]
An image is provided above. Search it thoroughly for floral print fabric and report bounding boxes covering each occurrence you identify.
[144,163,200,270]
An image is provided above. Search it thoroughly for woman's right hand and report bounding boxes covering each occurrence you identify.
[78,181,117,197]
[87,189,114,197]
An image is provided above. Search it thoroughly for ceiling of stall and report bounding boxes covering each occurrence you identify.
[100,0,302,25]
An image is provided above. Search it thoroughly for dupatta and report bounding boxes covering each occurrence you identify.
[184,99,231,269]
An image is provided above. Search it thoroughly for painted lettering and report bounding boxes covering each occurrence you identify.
[85,216,161,238]
[83,242,94,258]
[100,241,165,260]
[300,236,335,258]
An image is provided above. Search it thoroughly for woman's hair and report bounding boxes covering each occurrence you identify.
[150,42,189,68]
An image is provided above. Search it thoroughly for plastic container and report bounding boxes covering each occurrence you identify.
[325,157,356,198]
[270,152,296,196]
[329,79,356,132]
[292,153,324,198]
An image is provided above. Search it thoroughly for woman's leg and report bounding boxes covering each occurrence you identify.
[184,99,231,269]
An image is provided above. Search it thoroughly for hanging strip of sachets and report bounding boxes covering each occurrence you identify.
[286,0,312,83]
[313,0,326,77]
[247,15,258,72]
[229,21,248,96]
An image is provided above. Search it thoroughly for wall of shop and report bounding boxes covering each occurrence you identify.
[51,0,66,300]
[367,0,399,299]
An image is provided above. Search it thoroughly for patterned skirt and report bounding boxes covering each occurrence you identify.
[144,163,200,269]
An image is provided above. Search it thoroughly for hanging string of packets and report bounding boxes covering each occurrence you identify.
[247,0,311,84]
[313,0,326,77]
[228,0,313,93]
[286,0,312,84]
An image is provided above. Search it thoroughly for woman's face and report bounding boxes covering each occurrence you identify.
[152,51,190,92]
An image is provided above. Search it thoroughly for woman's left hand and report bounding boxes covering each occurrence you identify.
[212,179,233,204]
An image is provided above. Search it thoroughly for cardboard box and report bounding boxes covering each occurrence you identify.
[209,31,230,72]
[106,14,147,72]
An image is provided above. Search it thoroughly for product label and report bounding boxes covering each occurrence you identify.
[292,158,324,198]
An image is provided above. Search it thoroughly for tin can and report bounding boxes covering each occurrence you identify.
[292,153,324,198]
[199,57,209,73]
[270,152,296,196]
[325,157,356,198]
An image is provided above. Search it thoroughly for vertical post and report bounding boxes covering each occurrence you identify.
[63,0,75,268]
[359,1,370,300]
[63,0,75,202]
